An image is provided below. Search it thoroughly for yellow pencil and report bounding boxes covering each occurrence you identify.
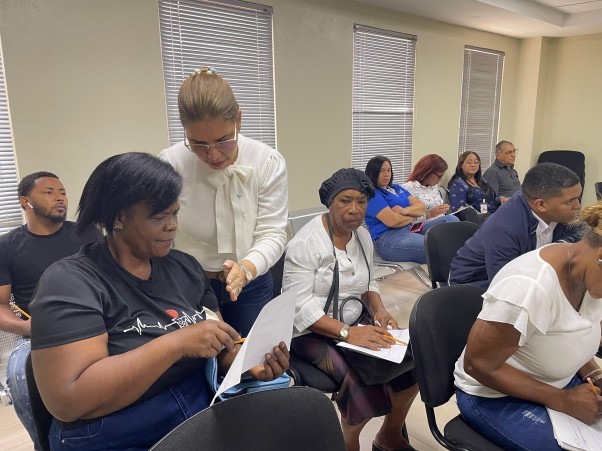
[13,305,31,320]
[587,377,597,395]
[385,334,407,346]
[233,338,246,345]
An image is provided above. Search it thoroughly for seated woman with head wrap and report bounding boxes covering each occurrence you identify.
[283,168,418,451]
[29,152,289,451]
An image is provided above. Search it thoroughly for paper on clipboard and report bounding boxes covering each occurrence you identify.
[336,328,409,363]
[210,289,296,405]
[547,408,602,451]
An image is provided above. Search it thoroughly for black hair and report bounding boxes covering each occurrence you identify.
[77,152,182,236]
[365,156,393,190]
[17,171,59,197]
[448,151,496,202]
[522,163,580,201]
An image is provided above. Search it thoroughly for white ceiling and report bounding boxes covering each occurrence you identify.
[354,0,602,38]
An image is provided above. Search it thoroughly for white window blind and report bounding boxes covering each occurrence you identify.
[457,46,504,170]
[159,0,276,147]
[352,24,416,181]
[0,39,21,236]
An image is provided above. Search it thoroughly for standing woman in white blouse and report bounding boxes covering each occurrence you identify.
[159,67,288,336]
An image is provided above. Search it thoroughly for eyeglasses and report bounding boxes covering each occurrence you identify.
[184,125,238,155]
[433,172,445,180]
[464,160,480,166]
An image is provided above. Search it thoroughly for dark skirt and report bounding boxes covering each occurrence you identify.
[291,333,415,425]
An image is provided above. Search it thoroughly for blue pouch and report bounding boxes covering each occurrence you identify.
[205,357,291,401]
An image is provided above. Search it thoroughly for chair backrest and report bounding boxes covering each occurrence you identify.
[537,150,585,199]
[0,330,20,406]
[409,285,485,407]
[595,182,602,201]
[25,353,53,451]
[151,386,346,451]
[286,207,327,239]
[424,221,480,288]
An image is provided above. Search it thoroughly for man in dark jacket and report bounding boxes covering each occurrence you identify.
[450,163,582,289]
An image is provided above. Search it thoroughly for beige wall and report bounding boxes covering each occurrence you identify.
[0,0,598,212]
[539,33,602,207]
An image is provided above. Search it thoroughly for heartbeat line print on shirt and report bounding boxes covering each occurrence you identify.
[123,309,205,335]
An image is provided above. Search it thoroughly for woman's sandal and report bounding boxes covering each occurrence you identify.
[372,441,418,451]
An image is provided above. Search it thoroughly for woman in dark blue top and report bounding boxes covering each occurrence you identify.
[365,156,457,264]
[448,151,500,216]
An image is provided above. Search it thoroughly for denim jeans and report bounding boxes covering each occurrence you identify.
[210,272,273,336]
[49,370,211,451]
[374,214,459,263]
[7,338,41,450]
[456,375,581,451]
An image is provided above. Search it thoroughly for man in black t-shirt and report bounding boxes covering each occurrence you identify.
[0,171,101,449]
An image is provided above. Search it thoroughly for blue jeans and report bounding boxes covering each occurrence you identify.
[210,272,273,336]
[49,370,211,451]
[7,338,41,450]
[456,375,581,451]
[374,215,459,263]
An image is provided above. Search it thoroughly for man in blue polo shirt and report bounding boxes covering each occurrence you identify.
[450,163,582,289]
[483,140,522,203]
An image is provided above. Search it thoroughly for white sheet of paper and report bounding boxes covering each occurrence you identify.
[336,328,409,363]
[547,408,602,451]
[211,289,296,405]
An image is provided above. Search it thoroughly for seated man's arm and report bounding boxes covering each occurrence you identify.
[483,229,523,284]
[0,285,30,336]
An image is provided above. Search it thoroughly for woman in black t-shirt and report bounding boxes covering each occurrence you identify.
[29,153,289,450]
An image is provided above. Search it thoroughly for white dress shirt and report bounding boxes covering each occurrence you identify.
[159,133,288,276]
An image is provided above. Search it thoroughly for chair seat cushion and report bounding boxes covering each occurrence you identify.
[444,415,504,451]
[288,354,339,393]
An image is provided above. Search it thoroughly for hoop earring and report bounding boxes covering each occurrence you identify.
[113,226,124,232]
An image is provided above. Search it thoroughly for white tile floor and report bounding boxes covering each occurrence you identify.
[0,266,456,451]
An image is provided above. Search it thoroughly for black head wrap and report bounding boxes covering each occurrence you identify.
[319,168,375,207]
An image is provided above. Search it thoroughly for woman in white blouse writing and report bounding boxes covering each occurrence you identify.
[454,203,602,450]
[283,169,418,451]
[160,68,288,336]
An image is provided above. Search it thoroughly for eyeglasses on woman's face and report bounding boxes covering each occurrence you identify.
[184,124,238,156]
[432,172,445,180]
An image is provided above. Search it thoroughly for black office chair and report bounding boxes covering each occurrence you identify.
[409,285,503,450]
[537,150,585,201]
[424,221,480,288]
[25,353,53,451]
[151,386,345,451]
[595,182,602,202]
[269,253,341,393]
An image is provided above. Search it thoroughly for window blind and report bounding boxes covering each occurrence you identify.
[457,46,504,170]
[352,24,416,181]
[0,39,21,236]
[158,0,276,148]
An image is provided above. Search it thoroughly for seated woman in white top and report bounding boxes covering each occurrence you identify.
[402,153,454,219]
[283,168,418,451]
[453,203,602,451]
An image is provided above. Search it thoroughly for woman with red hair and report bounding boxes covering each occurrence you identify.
[402,154,456,220]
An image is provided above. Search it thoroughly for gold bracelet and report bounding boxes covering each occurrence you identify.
[591,373,602,384]
[582,368,602,381]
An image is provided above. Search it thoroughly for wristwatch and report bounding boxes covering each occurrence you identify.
[338,324,349,341]
[239,262,253,285]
